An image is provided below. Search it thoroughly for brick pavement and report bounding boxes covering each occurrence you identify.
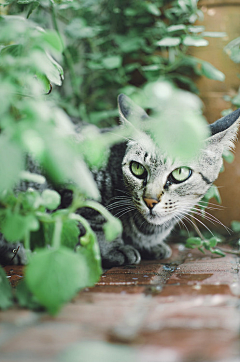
[0,243,239,362]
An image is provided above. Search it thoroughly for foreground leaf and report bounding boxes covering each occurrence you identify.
[25,247,95,314]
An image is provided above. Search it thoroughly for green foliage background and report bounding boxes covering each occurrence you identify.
[0,0,229,313]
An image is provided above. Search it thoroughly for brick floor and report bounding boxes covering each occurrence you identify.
[0,243,239,362]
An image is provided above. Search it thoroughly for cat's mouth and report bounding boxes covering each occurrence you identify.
[143,208,173,225]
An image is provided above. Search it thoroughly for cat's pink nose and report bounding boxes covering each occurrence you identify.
[143,197,159,210]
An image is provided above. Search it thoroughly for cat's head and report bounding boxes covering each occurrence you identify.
[118,94,240,226]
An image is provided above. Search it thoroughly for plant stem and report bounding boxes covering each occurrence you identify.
[49,0,81,102]
[215,247,240,256]
[52,217,62,249]
[24,231,31,251]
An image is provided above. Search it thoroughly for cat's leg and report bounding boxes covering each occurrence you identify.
[78,208,141,268]
[138,241,172,260]
[96,231,141,268]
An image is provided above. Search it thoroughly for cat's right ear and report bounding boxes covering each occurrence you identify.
[118,94,149,124]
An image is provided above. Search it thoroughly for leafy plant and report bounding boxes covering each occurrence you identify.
[3,0,225,125]
[185,235,225,256]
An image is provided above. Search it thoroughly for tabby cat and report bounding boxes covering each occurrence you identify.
[1,94,240,268]
[79,94,240,267]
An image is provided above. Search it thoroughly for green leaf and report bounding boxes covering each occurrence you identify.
[188,26,205,33]
[183,36,209,47]
[20,171,46,184]
[185,237,202,248]
[102,56,122,69]
[103,217,122,242]
[15,279,42,310]
[65,18,99,39]
[60,219,80,249]
[143,82,209,160]
[203,185,221,204]
[167,24,186,32]
[0,267,13,310]
[208,236,221,248]
[202,31,227,38]
[25,247,93,315]
[2,211,29,242]
[156,37,181,47]
[231,221,240,233]
[211,248,225,257]
[231,93,240,107]
[222,150,234,163]
[146,3,161,16]
[41,190,61,210]
[0,137,24,193]
[41,30,63,52]
[200,61,225,81]
[77,232,102,286]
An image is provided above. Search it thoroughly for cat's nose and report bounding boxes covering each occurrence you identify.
[143,197,159,210]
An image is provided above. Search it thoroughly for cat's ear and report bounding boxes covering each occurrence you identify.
[207,108,240,152]
[118,94,149,124]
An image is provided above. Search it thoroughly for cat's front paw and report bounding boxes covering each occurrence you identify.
[102,245,141,268]
[140,243,172,260]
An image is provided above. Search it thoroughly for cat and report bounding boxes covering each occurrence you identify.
[77,94,240,267]
[1,94,240,268]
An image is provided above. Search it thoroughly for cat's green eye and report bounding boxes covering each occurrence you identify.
[130,161,147,179]
[171,167,192,183]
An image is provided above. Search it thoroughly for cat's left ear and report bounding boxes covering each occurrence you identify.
[207,108,240,151]
[118,94,149,124]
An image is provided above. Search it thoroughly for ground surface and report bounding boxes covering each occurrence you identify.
[0,243,240,362]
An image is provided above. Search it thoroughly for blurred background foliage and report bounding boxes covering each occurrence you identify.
[0,0,234,313]
[2,0,226,125]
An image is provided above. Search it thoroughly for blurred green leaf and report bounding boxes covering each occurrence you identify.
[203,185,221,204]
[102,56,122,69]
[41,190,61,210]
[186,237,202,248]
[183,36,208,46]
[200,61,225,81]
[222,150,234,163]
[103,217,122,242]
[208,236,221,248]
[231,221,240,233]
[25,247,91,315]
[15,279,42,310]
[41,30,63,52]
[0,138,24,193]
[76,232,102,286]
[157,37,181,46]
[2,211,29,242]
[146,3,161,16]
[202,31,227,38]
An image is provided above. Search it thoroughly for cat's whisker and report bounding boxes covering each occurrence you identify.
[180,212,215,237]
[174,215,190,235]
[189,209,231,234]
[115,189,132,197]
[107,200,132,208]
[197,201,225,210]
[114,206,136,219]
[180,202,231,234]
